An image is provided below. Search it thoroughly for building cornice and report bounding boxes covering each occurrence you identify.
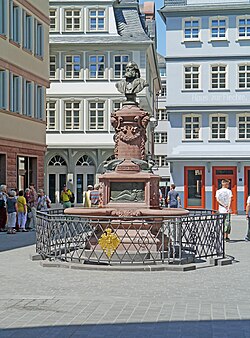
[166,105,250,111]
[166,55,250,62]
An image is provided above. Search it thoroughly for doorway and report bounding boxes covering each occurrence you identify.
[212,167,237,214]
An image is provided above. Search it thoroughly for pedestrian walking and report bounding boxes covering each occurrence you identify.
[37,189,51,212]
[245,196,250,241]
[17,190,27,232]
[0,184,7,231]
[6,190,17,234]
[167,184,181,208]
[216,179,232,242]
[60,185,72,209]
[28,183,38,230]
[90,184,100,207]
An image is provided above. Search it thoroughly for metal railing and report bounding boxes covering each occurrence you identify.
[164,0,187,6]
[36,209,224,265]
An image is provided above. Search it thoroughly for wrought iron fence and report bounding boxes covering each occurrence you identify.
[36,209,224,265]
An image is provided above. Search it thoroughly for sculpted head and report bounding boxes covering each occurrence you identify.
[125,61,140,80]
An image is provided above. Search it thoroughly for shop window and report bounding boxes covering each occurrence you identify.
[184,167,205,208]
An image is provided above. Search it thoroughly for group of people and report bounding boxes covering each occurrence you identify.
[60,184,100,209]
[0,183,51,234]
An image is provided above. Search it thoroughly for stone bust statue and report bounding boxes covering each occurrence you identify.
[115,61,148,104]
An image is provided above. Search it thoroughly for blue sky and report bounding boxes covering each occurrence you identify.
[140,0,165,56]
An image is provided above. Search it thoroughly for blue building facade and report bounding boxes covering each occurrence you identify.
[160,0,250,213]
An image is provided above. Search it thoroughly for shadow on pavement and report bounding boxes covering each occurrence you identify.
[0,232,36,252]
[0,320,250,338]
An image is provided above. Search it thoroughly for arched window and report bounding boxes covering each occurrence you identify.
[106,155,115,162]
[48,155,67,166]
[76,155,95,166]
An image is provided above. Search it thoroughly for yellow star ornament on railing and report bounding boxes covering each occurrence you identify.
[98,228,121,259]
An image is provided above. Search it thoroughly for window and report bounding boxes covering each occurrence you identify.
[23,80,33,116]
[184,115,201,140]
[183,18,200,40]
[238,64,250,89]
[154,132,168,143]
[23,12,33,51]
[238,114,250,139]
[238,16,250,39]
[89,101,105,130]
[0,0,7,35]
[155,156,168,167]
[49,155,66,166]
[50,55,57,79]
[65,55,80,79]
[156,109,168,121]
[35,21,44,57]
[0,70,7,109]
[35,85,44,119]
[64,101,80,130]
[76,155,95,166]
[210,115,227,139]
[10,1,20,43]
[159,68,166,77]
[65,9,81,31]
[184,167,205,208]
[46,101,56,130]
[211,65,227,89]
[210,17,227,39]
[10,74,21,113]
[89,9,105,31]
[89,55,105,78]
[49,9,57,31]
[160,86,167,97]
[184,65,200,90]
[113,101,123,111]
[114,55,129,79]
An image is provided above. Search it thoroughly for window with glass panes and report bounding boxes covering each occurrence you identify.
[157,109,168,121]
[0,0,7,35]
[238,114,250,139]
[184,19,199,40]
[211,18,226,39]
[184,66,200,90]
[89,55,105,78]
[154,132,168,143]
[184,115,200,139]
[50,55,56,79]
[35,21,43,57]
[155,156,168,167]
[238,17,250,38]
[211,65,227,89]
[113,101,122,111]
[0,70,6,109]
[10,2,20,43]
[160,86,167,96]
[46,101,56,130]
[113,55,129,78]
[89,9,105,31]
[49,9,57,31]
[211,115,227,139]
[23,12,32,51]
[89,102,105,130]
[23,80,32,116]
[65,9,81,31]
[238,64,250,89]
[65,101,80,130]
[11,75,21,113]
[65,55,80,79]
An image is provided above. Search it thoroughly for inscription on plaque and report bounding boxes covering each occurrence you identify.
[110,182,145,203]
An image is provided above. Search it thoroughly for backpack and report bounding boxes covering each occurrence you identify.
[70,192,75,204]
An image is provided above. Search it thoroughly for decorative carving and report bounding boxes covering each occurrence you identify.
[110,209,143,217]
[98,228,120,259]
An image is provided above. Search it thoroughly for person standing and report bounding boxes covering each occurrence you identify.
[17,190,27,232]
[60,185,72,209]
[167,184,181,208]
[245,196,250,241]
[28,183,38,230]
[6,190,17,234]
[216,179,232,242]
[0,185,8,231]
[90,184,100,207]
[37,189,51,212]
[83,185,93,207]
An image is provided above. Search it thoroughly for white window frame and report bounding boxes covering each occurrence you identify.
[183,17,201,41]
[210,114,228,140]
[65,55,81,79]
[113,55,129,79]
[209,16,228,41]
[23,11,33,51]
[64,8,82,32]
[113,100,123,112]
[89,55,105,79]
[49,8,58,32]
[184,65,200,90]
[0,0,7,36]
[88,101,106,130]
[88,8,107,32]
[155,156,168,168]
[46,101,57,130]
[0,70,7,109]
[154,132,168,144]
[238,64,250,89]
[49,55,57,79]
[10,1,21,44]
[210,64,227,90]
[64,101,81,130]
[156,109,168,121]
[237,16,250,40]
[183,114,201,140]
[237,113,250,140]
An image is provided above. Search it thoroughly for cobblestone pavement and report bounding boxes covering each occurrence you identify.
[0,216,250,338]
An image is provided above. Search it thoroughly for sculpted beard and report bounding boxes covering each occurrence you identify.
[125,69,136,79]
